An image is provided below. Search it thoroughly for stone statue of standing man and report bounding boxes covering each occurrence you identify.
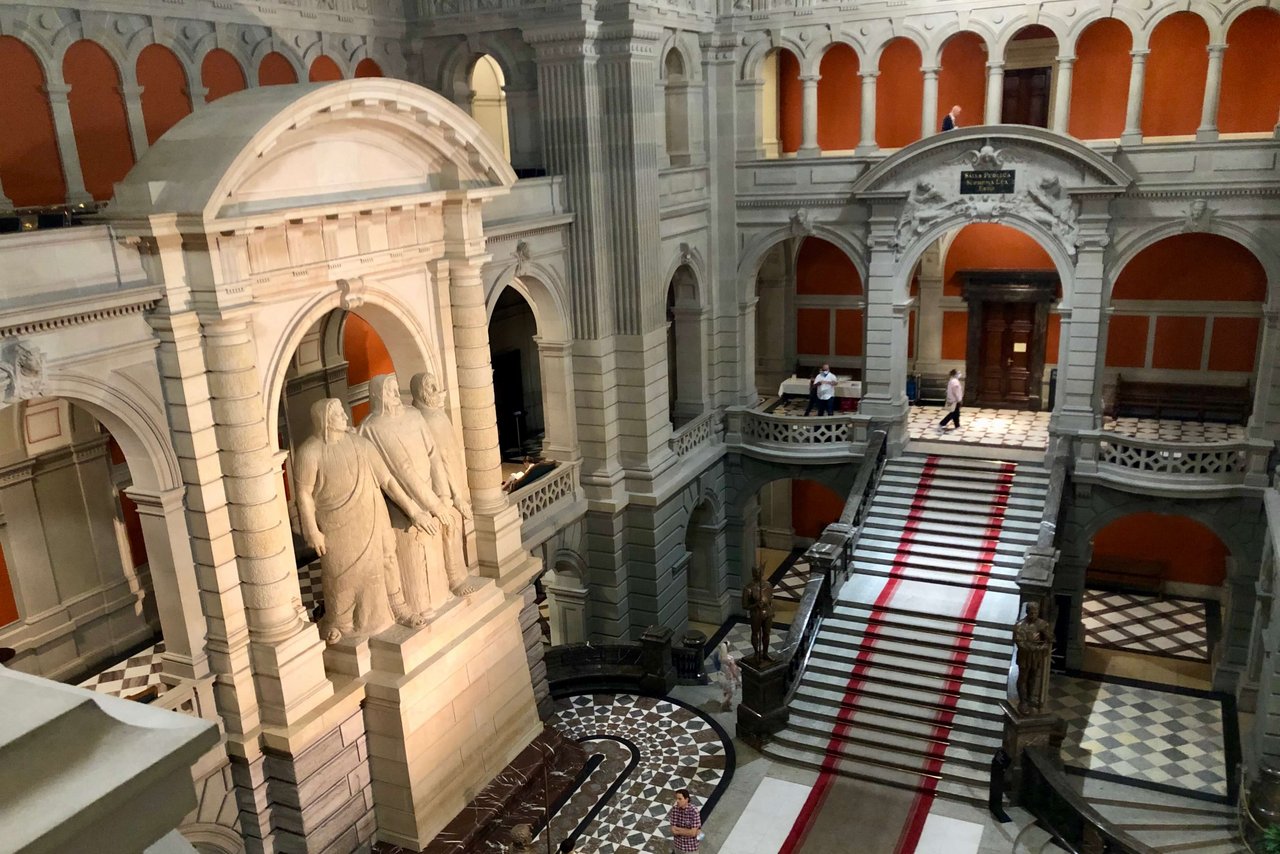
[294,399,435,644]
[1014,601,1053,715]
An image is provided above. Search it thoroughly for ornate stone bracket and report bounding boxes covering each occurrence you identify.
[0,339,47,406]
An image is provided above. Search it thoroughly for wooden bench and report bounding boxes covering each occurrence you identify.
[1086,557,1165,594]
[913,373,951,406]
[1113,375,1252,424]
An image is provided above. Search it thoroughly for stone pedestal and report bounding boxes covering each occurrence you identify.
[1000,700,1066,805]
[362,581,542,849]
[737,657,789,740]
[639,625,677,696]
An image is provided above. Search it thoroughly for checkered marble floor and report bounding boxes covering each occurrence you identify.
[706,621,791,669]
[1102,417,1246,444]
[298,561,323,614]
[907,405,1051,450]
[770,552,810,603]
[544,694,731,854]
[1083,590,1212,662]
[1045,675,1228,799]
[77,641,166,698]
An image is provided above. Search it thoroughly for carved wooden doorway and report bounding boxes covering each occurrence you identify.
[960,270,1058,410]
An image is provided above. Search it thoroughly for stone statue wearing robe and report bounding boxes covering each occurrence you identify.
[294,399,434,644]
[1014,601,1053,715]
[410,370,480,595]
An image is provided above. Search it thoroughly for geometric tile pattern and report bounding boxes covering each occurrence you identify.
[706,621,790,672]
[906,405,1051,450]
[77,641,166,698]
[1102,416,1246,445]
[298,561,324,614]
[545,694,731,854]
[1045,675,1228,799]
[1083,590,1211,662]
[772,557,810,603]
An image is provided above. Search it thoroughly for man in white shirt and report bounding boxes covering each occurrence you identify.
[813,364,837,416]
[939,369,963,430]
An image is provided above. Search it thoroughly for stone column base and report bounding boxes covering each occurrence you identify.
[364,581,542,849]
[1000,700,1067,805]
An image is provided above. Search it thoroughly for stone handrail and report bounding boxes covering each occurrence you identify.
[509,459,581,522]
[724,406,871,460]
[1076,431,1271,496]
[669,410,722,458]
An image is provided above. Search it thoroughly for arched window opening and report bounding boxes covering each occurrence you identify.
[354,58,383,78]
[0,36,65,207]
[938,32,987,131]
[1220,8,1280,135]
[201,48,246,103]
[663,49,691,167]
[308,55,343,82]
[64,40,135,201]
[1002,25,1058,127]
[258,51,299,86]
[759,48,784,158]
[776,48,802,155]
[1143,12,1210,138]
[667,265,704,425]
[488,287,543,462]
[470,55,511,163]
[137,44,192,145]
[1068,18,1131,140]
[877,38,924,148]
[816,44,860,152]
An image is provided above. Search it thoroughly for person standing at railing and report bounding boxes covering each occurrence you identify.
[802,367,821,416]
[813,363,837,416]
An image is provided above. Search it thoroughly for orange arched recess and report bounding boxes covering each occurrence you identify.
[791,480,845,539]
[343,313,393,425]
[877,39,924,148]
[1142,12,1209,137]
[0,36,65,206]
[1112,234,1265,301]
[354,58,383,78]
[796,238,864,360]
[1070,19,1131,140]
[1220,8,1280,134]
[1092,513,1227,587]
[137,44,192,145]
[937,32,986,132]
[0,541,16,628]
[309,55,342,82]
[942,223,1055,296]
[201,49,246,103]
[817,44,860,151]
[797,238,862,295]
[64,40,135,201]
[259,52,299,86]
[778,49,802,154]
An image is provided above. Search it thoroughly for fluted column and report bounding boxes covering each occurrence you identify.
[1052,55,1075,134]
[1121,50,1149,145]
[920,66,940,137]
[43,82,93,204]
[856,70,878,154]
[121,83,149,159]
[1197,44,1227,142]
[985,61,1005,124]
[798,73,820,157]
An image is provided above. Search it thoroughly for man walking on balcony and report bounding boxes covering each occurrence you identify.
[939,369,963,430]
[942,104,962,131]
[813,363,837,416]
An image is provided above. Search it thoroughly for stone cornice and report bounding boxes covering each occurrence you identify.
[0,294,161,340]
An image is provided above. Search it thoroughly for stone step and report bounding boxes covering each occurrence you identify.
[879,472,1048,498]
[889,459,1050,484]
[875,482,1047,511]
[893,455,1044,475]
[866,503,1043,533]
[788,698,1002,752]
[819,614,1011,660]
[858,529,1034,560]
[830,601,1011,638]
[808,640,1009,687]
[802,659,1008,704]
[855,546,1025,575]
[870,494,1044,523]
[850,561,1023,595]
[782,719,996,775]
[791,679,1002,736]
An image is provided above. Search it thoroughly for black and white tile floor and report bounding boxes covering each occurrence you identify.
[1082,589,1212,662]
[543,694,732,854]
[1046,674,1230,800]
[906,406,1051,450]
[77,641,166,697]
[1101,417,1245,444]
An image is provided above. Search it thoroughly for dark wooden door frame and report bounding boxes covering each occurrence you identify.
[960,270,1059,410]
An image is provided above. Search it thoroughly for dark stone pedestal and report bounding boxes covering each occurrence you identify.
[737,657,789,741]
[1000,701,1066,806]
[639,625,677,696]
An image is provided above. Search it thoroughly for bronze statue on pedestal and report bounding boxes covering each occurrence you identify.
[1014,601,1053,715]
[742,563,775,665]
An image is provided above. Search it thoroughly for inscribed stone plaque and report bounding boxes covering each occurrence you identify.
[960,170,1015,195]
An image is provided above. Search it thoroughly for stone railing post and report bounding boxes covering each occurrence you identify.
[639,625,677,695]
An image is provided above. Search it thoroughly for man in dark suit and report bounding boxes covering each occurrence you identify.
[942,104,962,131]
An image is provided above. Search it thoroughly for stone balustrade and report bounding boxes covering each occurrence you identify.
[724,406,871,461]
[509,459,586,550]
[1075,431,1272,497]
[669,410,722,458]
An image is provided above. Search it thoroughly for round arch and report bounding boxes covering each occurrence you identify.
[485,272,571,343]
[737,223,869,302]
[739,34,810,82]
[1107,222,1280,309]
[925,24,998,67]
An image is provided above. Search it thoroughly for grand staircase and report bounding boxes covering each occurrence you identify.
[764,453,1051,804]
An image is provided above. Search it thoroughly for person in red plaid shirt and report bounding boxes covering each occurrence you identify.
[668,788,702,852]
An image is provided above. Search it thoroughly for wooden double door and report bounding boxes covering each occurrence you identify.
[961,271,1058,410]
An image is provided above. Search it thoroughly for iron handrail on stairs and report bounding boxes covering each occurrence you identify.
[737,430,889,740]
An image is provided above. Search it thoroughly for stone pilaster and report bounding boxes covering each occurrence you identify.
[1051,56,1075,134]
[43,82,93,204]
[920,66,940,138]
[1121,50,1149,145]
[858,205,911,447]
[121,82,150,160]
[798,73,820,156]
[1197,44,1227,142]
[1050,212,1109,435]
[856,71,878,154]
[984,61,1005,124]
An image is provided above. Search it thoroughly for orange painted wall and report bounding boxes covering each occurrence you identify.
[354,58,383,78]
[343,313,394,388]
[0,37,65,207]
[877,39,923,148]
[64,40,135,202]
[309,55,343,82]
[778,50,802,154]
[937,32,986,131]
[1113,234,1266,301]
[0,541,16,628]
[796,238,862,295]
[1045,313,1061,365]
[1142,12,1209,137]
[1105,315,1149,368]
[834,309,863,357]
[817,44,860,151]
[202,49,246,102]
[259,52,299,86]
[1208,317,1260,372]
[1069,19,1131,140]
[796,308,829,356]
[791,479,846,539]
[941,311,968,360]
[942,224,1055,297]
[137,44,192,145]
[1092,513,1227,587]
[1151,316,1205,370]
[908,312,917,360]
[1220,9,1280,134]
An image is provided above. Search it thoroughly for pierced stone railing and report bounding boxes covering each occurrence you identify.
[669,411,721,458]
[510,460,581,521]
[724,407,870,460]
[1076,431,1271,495]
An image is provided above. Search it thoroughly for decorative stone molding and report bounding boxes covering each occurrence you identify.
[337,277,366,310]
[788,208,813,237]
[0,339,47,406]
[1182,198,1217,232]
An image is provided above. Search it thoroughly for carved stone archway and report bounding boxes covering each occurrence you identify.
[851,125,1132,442]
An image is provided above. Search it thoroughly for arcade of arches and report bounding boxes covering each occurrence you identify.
[2,2,1280,854]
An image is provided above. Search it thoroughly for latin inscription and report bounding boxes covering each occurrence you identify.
[960,169,1015,195]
